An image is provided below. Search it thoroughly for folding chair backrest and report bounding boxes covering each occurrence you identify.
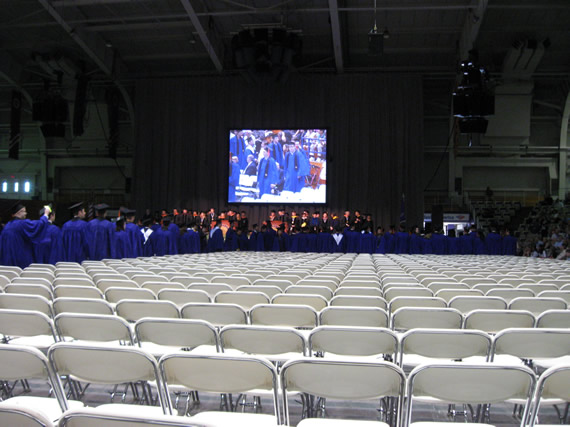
[319,306,388,327]
[399,329,492,366]
[486,288,535,302]
[252,279,294,292]
[57,407,201,427]
[535,309,570,328]
[448,295,507,313]
[508,297,567,315]
[186,283,233,298]
[96,279,139,293]
[181,303,248,327]
[491,328,570,361]
[464,309,535,333]
[330,295,387,309]
[220,324,306,356]
[388,296,446,313]
[104,287,156,303]
[52,277,94,287]
[529,365,570,427]
[141,281,185,295]
[55,313,134,343]
[250,304,318,329]
[281,357,405,426]
[392,307,463,331]
[405,364,535,427]
[135,318,218,350]
[5,283,53,300]
[214,291,270,310]
[116,299,180,322]
[309,325,398,357]
[384,287,433,302]
[284,285,333,300]
[53,297,114,315]
[0,293,53,317]
[157,288,211,305]
[54,285,103,299]
[0,309,57,342]
[272,293,328,311]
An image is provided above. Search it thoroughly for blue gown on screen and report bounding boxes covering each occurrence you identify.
[284,150,311,193]
[257,157,279,198]
[34,222,63,265]
[230,133,247,170]
[0,216,50,268]
[88,218,116,260]
[62,218,90,263]
[228,161,240,202]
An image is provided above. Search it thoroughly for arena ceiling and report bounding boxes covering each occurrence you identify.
[1,0,569,87]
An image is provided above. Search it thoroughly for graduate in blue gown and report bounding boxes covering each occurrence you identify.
[208,223,224,252]
[485,228,502,255]
[409,228,424,254]
[140,218,154,257]
[268,134,284,169]
[502,229,517,255]
[122,208,144,258]
[257,148,280,198]
[229,131,247,170]
[61,202,90,263]
[430,230,447,255]
[34,208,63,264]
[88,204,116,260]
[359,228,377,254]
[248,225,259,251]
[167,220,180,255]
[237,229,249,251]
[0,202,51,268]
[447,229,459,255]
[375,228,387,254]
[113,217,132,259]
[395,227,410,254]
[284,144,311,193]
[383,226,396,253]
[224,226,238,251]
[228,156,240,203]
[331,228,347,253]
[180,225,201,254]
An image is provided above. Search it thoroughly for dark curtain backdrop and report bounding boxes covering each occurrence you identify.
[133,74,424,229]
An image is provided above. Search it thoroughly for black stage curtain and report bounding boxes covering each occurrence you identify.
[133,74,423,229]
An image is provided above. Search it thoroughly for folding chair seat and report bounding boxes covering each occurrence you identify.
[448,295,507,313]
[391,307,463,332]
[181,302,248,328]
[186,283,232,298]
[6,283,53,300]
[319,306,388,328]
[56,407,199,427]
[388,296,446,314]
[55,313,135,344]
[48,343,168,416]
[116,300,180,322]
[54,285,103,300]
[0,309,58,350]
[404,363,536,427]
[159,353,280,425]
[464,309,535,334]
[250,304,318,329]
[281,357,405,426]
[272,293,328,311]
[220,324,307,363]
[309,326,397,360]
[398,328,492,370]
[135,318,218,358]
[0,293,53,317]
[0,344,83,423]
[508,297,567,315]
[330,295,387,310]
[105,287,157,304]
[529,364,570,426]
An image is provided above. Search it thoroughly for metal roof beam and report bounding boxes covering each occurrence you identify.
[328,0,344,73]
[178,0,223,73]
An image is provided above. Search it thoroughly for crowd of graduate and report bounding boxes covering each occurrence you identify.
[0,202,521,269]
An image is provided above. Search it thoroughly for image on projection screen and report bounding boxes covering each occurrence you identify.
[228,129,327,204]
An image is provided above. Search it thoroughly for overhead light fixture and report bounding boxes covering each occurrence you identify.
[368,0,384,55]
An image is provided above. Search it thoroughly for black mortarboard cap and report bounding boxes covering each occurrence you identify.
[94,203,110,211]
[10,201,25,215]
[68,202,84,212]
[120,207,136,216]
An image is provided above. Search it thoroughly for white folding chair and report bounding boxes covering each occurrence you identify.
[181,303,248,328]
[319,306,389,328]
[529,364,570,426]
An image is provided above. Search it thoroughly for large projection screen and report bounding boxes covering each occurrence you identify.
[228,129,327,204]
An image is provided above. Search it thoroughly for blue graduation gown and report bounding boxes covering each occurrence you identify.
[395,232,410,254]
[447,237,459,255]
[88,218,116,260]
[431,233,446,255]
[345,230,359,253]
[423,237,434,254]
[384,233,396,253]
[167,223,180,254]
[62,218,90,263]
[181,229,201,253]
[34,223,63,265]
[375,235,386,254]
[257,157,279,197]
[149,228,169,256]
[238,232,249,251]
[229,134,247,169]
[208,228,224,252]
[284,150,311,192]
[228,161,240,202]
[115,230,132,259]
[224,228,238,251]
[126,222,144,258]
[248,231,259,251]
[331,233,347,253]
[502,235,517,256]
[409,234,423,254]
[359,232,376,254]
[0,216,50,268]
[485,232,502,255]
